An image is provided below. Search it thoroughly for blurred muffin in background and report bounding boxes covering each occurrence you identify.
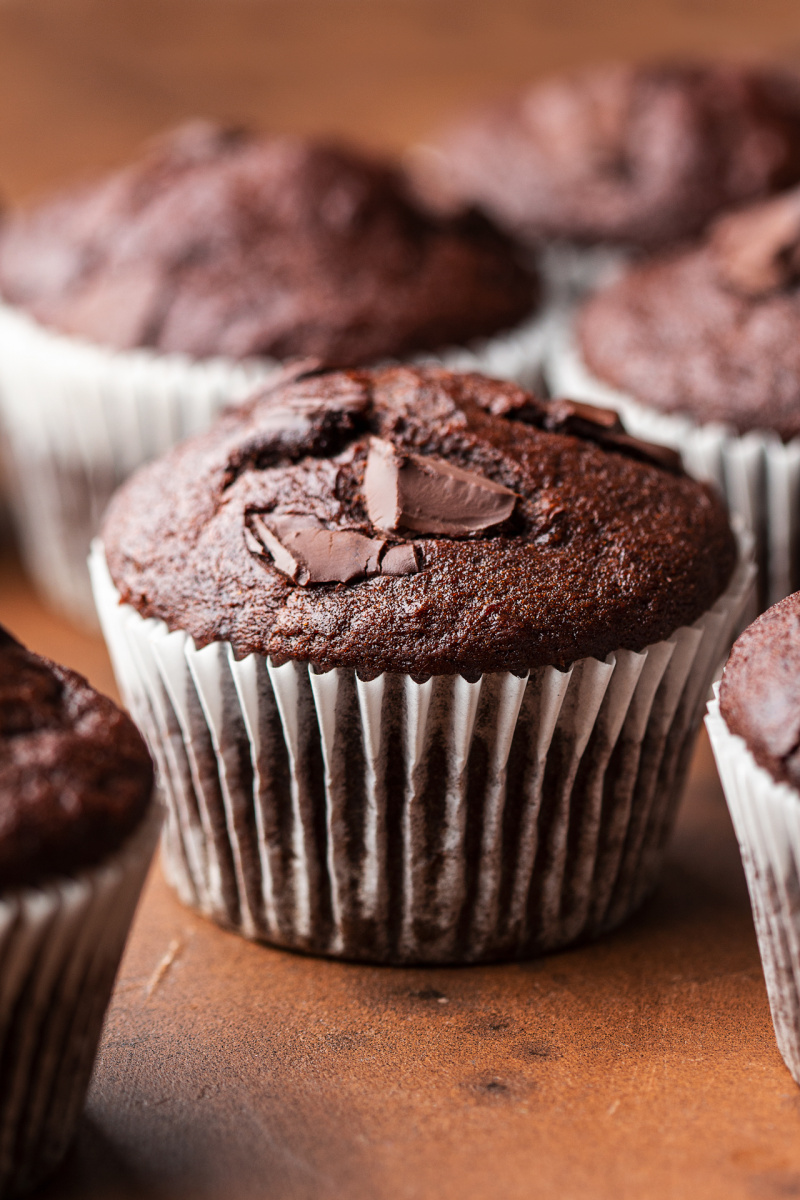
[549,185,800,612]
[412,60,800,295]
[0,626,158,1196]
[0,122,542,625]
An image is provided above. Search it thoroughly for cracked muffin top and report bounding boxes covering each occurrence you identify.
[102,365,736,678]
[578,186,800,438]
[0,122,537,363]
[414,61,800,248]
[720,592,800,789]
[0,626,154,888]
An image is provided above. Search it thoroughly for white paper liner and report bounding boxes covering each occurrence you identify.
[706,692,800,1085]
[0,300,553,628]
[0,803,160,1195]
[537,242,632,305]
[547,317,800,616]
[91,533,752,965]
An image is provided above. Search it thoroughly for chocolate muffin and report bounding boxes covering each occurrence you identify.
[557,186,800,609]
[719,593,800,788]
[0,122,536,362]
[103,367,734,671]
[0,122,542,628]
[577,188,800,437]
[707,594,800,1085]
[416,60,800,251]
[94,365,749,964]
[0,626,157,1196]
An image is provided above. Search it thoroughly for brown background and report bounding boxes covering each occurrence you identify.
[2,1,800,1196]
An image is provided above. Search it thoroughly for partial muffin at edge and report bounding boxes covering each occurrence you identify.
[577,186,800,440]
[720,591,800,789]
[0,626,154,889]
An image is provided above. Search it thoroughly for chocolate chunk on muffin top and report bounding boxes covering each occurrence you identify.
[0,627,154,888]
[720,592,800,788]
[0,122,537,363]
[578,186,800,439]
[102,365,736,677]
[415,61,800,248]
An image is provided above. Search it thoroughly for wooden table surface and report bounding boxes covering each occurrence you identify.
[2,2,800,1196]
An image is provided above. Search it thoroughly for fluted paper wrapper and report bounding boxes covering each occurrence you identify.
[706,693,800,1085]
[0,301,551,627]
[0,302,278,626]
[0,805,160,1196]
[547,319,800,615]
[91,540,752,964]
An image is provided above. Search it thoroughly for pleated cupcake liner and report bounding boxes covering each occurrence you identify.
[546,317,800,617]
[706,692,800,1086]
[0,300,553,628]
[91,533,753,966]
[0,804,160,1197]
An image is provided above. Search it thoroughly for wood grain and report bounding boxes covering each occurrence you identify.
[2,1,800,1195]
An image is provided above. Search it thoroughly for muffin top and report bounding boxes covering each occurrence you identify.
[578,187,800,439]
[0,627,154,889]
[415,61,800,249]
[102,365,736,677]
[720,592,800,789]
[0,122,537,362]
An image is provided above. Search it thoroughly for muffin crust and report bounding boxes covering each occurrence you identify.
[578,187,800,439]
[0,123,537,363]
[102,366,736,677]
[416,61,800,248]
[720,592,800,789]
[0,627,154,888]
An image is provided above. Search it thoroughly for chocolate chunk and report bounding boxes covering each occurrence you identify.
[364,438,517,535]
[380,543,420,576]
[607,430,682,473]
[543,396,681,473]
[250,514,385,585]
[544,399,623,433]
[711,187,800,296]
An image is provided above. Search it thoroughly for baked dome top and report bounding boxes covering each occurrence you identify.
[102,366,736,677]
[0,627,154,888]
[0,123,537,362]
[415,61,800,248]
[578,187,800,439]
[720,591,800,789]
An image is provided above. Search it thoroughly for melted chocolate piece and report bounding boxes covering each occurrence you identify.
[711,186,800,295]
[250,514,385,584]
[249,512,420,584]
[380,543,421,576]
[545,399,621,431]
[538,399,682,473]
[364,437,518,535]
